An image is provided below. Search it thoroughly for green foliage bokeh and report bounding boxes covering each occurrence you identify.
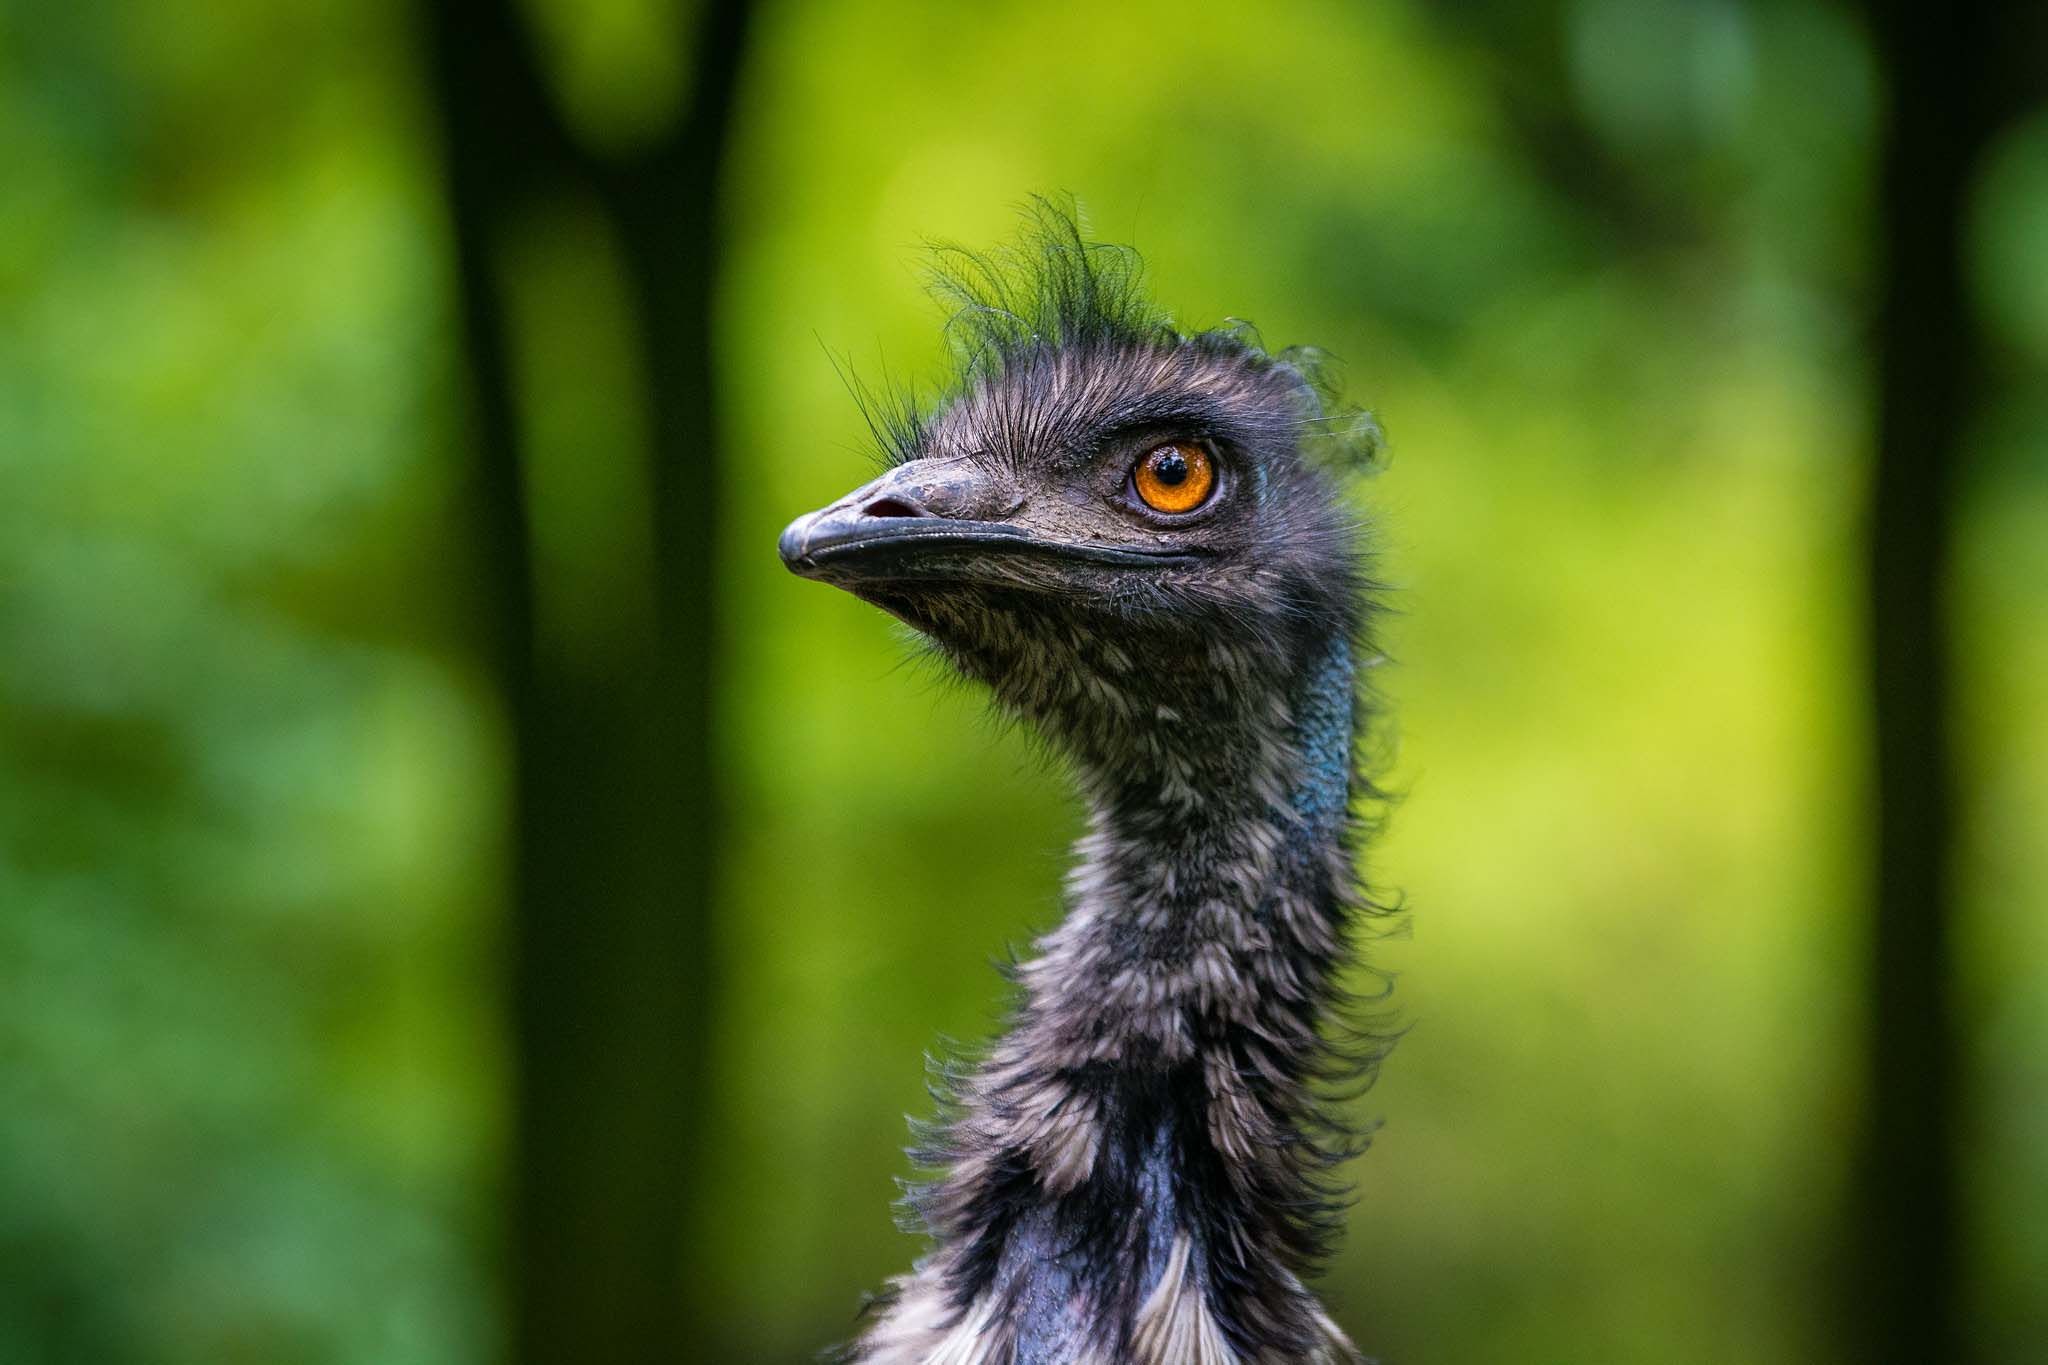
[2,0,2043,1361]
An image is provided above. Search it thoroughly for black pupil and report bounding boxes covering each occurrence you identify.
[1151,448,1189,486]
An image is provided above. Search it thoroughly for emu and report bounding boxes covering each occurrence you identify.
[779,205,1388,1365]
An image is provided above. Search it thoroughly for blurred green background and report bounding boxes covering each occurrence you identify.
[3,0,2043,1361]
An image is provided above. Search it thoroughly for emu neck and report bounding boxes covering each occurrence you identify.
[1027,631,1355,1068]
[916,633,1360,1361]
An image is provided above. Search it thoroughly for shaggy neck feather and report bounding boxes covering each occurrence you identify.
[1026,632,1354,1067]
[890,632,1363,1364]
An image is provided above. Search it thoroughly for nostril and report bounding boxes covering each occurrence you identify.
[861,496,928,519]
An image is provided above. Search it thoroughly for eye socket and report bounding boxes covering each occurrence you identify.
[1132,443,1215,515]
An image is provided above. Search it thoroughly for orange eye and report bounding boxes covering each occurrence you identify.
[1132,443,1214,514]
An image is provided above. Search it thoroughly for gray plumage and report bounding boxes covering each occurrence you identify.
[780,201,1390,1365]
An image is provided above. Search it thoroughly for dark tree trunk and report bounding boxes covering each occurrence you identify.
[1852,4,2032,1362]
[418,2,753,1360]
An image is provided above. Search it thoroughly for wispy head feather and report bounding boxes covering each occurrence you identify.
[865,196,1382,477]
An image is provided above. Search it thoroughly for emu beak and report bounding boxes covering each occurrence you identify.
[780,458,1200,585]
[778,458,1024,583]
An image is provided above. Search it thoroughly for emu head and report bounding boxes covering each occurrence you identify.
[780,207,1376,775]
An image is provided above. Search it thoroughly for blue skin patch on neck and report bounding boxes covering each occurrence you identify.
[1288,633,1354,841]
[1135,1115,1180,1288]
[1006,1205,1083,1364]
[1009,1119,1180,1363]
